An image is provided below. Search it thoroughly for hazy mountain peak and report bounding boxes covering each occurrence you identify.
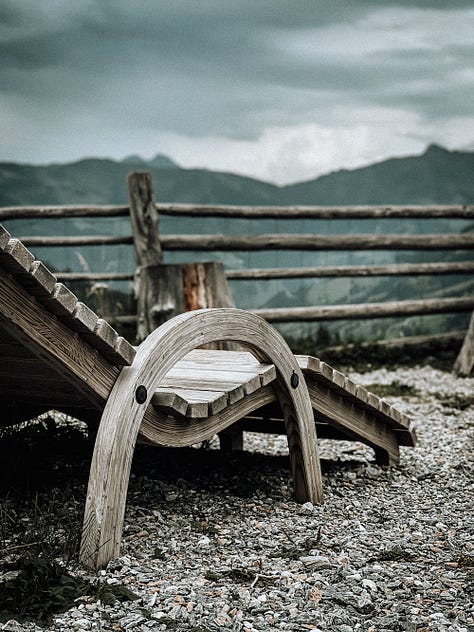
[121,153,178,168]
[424,143,450,157]
[149,153,179,168]
[122,154,147,164]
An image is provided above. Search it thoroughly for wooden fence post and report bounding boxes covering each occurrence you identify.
[128,172,163,342]
[127,172,235,343]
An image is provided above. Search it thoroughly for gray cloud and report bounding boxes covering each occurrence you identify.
[1,1,473,181]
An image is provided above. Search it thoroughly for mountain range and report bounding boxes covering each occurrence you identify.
[0,144,473,206]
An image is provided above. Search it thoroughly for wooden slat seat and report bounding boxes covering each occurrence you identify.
[150,349,416,465]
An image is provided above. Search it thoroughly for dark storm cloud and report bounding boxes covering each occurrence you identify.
[1,0,473,179]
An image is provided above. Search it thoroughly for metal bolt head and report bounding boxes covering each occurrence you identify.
[135,385,148,404]
[290,371,299,389]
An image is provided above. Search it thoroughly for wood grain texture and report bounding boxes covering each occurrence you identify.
[156,204,474,219]
[18,235,133,247]
[2,204,472,221]
[454,311,474,375]
[135,261,235,342]
[127,172,162,268]
[254,297,474,323]
[0,268,119,407]
[226,261,474,280]
[160,233,474,251]
[80,308,322,569]
[0,234,135,367]
[148,348,415,461]
[0,205,130,219]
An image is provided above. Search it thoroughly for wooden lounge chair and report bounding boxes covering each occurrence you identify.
[0,226,416,570]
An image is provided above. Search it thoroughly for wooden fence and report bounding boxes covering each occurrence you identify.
[0,172,473,346]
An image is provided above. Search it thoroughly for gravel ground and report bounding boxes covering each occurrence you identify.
[1,365,474,632]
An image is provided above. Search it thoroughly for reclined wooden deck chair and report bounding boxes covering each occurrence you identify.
[0,226,416,570]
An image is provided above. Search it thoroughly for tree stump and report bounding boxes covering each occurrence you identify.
[136,261,235,341]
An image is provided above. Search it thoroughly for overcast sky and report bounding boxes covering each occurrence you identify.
[1,1,473,184]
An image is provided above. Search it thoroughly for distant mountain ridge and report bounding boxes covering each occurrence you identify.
[0,144,473,206]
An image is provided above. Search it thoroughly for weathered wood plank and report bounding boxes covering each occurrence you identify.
[160,233,474,251]
[0,267,119,407]
[2,204,473,221]
[226,261,474,279]
[0,238,35,275]
[18,235,133,247]
[81,308,322,569]
[0,205,130,219]
[153,387,228,417]
[173,350,276,385]
[0,235,136,367]
[156,204,474,219]
[255,297,474,322]
[304,381,400,464]
[454,310,474,375]
[128,171,162,268]
[56,272,134,282]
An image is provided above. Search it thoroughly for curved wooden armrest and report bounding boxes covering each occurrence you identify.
[80,308,322,569]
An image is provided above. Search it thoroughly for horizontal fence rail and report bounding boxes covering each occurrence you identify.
[19,235,133,247]
[253,297,474,323]
[0,206,130,220]
[2,192,473,341]
[156,204,474,219]
[159,234,474,251]
[54,262,474,284]
[227,261,474,279]
[18,233,474,251]
[57,272,134,282]
[2,204,473,220]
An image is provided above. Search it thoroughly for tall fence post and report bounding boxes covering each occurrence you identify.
[127,172,235,344]
[128,172,162,342]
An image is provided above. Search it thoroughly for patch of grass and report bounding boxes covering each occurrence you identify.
[205,565,275,586]
[373,546,417,562]
[439,395,474,411]
[0,556,139,626]
[0,489,82,564]
[273,527,322,560]
[361,382,418,398]
[301,338,460,373]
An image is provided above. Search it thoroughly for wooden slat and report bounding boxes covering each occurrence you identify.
[0,267,119,407]
[0,234,136,368]
[179,349,276,384]
[152,387,228,417]
[0,238,35,275]
[304,381,401,464]
[297,355,415,444]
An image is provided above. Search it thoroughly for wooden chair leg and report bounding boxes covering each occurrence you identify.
[219,426,244,451]
[79,308,322,570]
